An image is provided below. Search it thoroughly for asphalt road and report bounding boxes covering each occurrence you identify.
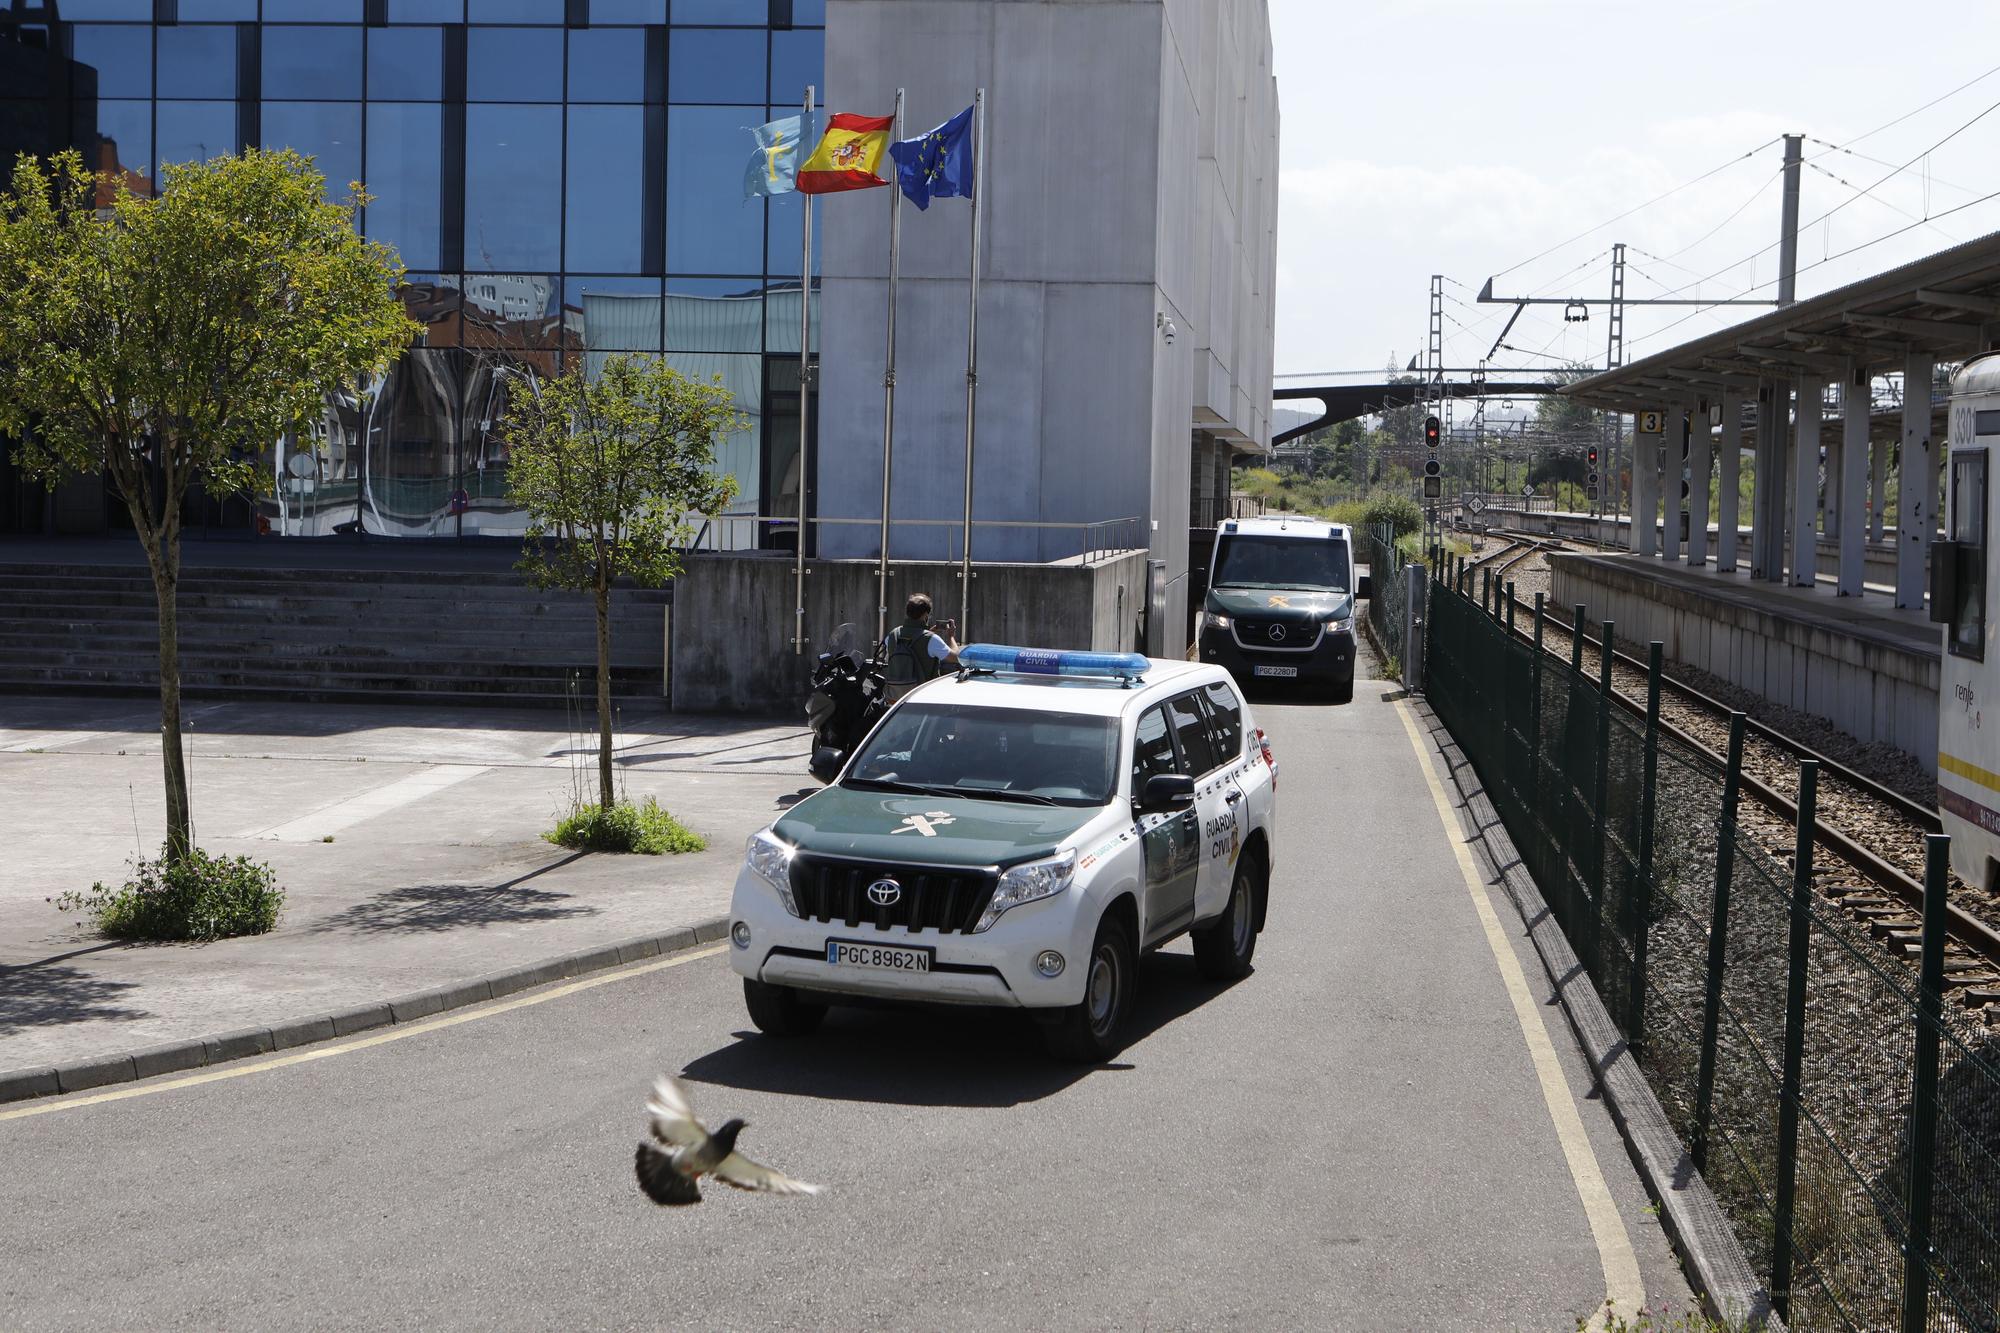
[1,680,1692,1330]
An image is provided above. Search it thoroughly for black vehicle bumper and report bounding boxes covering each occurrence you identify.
[1198,625,1355,685]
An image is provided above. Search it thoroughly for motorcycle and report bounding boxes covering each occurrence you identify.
[805,623,888,783]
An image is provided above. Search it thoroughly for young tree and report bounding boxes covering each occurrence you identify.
[0,148,417,863]
[505,354,741,812]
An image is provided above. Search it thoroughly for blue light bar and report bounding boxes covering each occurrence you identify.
[958,643,1151,680]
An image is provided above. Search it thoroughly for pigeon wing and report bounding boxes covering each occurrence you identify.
[712,1150,822,1196]
[634,1141,703,1206]
[644,1074,709,1149]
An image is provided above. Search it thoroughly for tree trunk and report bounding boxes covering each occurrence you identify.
[149,541,193,862]
[594,573,615,811]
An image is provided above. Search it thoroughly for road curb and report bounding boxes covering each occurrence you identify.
[0,916,729,1107]
[1409,696,1783,1332]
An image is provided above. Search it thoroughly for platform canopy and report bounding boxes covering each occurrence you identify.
[1562,229,2000,412]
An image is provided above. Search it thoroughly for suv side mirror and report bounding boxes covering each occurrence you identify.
[1138,773,1195,813]
[1357,572,1373,600]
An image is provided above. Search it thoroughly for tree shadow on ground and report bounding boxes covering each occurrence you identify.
[313,854,601,935]
[0,963,148,1036]
[679,952,1245,1109]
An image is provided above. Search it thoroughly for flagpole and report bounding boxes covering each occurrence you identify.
[957,88,985,634]
[876,88,904,649]
[793,85,814,655]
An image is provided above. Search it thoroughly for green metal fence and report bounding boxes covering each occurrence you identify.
[1423,553,2000,1331]
[1361,524,1407,670]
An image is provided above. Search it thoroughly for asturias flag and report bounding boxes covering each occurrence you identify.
[743,113,813,200]
[888,106,974,211]
[797,112,893,194]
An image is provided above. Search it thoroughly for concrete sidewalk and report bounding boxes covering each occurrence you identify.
[0,695,810,1088]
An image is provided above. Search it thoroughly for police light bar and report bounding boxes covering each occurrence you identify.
[958,644,1150,681]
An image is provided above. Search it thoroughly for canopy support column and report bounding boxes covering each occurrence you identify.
[1688,397,1713,568]
[1896,352,1936,610]
[1791,374,1823,588]
[1718,392,1743,573]
[1838,360,1870,596]
[1633,412,1662,557]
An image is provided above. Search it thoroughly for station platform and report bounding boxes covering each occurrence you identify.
[1549,551,1940,769]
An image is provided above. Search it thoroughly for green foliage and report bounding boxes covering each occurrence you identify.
[545,796,706,856]
[53,846,284,941]
[1359,493,1422,537]
[0,148,418,516]
[507,354,742,595]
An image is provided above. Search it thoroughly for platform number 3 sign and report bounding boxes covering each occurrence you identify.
[1636,410,1665,434]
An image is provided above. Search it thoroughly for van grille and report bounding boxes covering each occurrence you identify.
[789,856,999,935]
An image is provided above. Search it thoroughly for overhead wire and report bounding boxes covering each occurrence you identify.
[1805,159,1960,244]
[1487,138,1783,282]
[1804,60,2000,158]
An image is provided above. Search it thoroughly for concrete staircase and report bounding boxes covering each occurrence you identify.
[0,563,670,705]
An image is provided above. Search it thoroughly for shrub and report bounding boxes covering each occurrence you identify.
[546,796,706,856]
[54,847,284,942]
[1361,492,1423,537]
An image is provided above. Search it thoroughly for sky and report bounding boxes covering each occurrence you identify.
[1268,0,2000,400]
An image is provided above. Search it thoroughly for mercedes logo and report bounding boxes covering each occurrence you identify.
[1267,624,1287,642]
[866,878,903,907]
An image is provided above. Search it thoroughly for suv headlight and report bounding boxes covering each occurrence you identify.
[744,829,799,916]
[974,848,1078,933]
[1201,611,1231,631]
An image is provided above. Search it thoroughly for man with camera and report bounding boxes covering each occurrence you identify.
[881,592,961,701]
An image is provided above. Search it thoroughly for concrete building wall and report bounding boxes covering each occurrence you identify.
[817,0,1276,645]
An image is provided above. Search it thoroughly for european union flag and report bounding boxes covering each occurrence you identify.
[888,105,974,211]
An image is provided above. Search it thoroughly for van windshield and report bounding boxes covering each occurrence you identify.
[1212,534,1350,593]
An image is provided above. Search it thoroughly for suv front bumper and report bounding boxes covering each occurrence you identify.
[727,868,1093,1009]
[1199,623,1354,685]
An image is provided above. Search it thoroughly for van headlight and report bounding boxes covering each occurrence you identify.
[1201,611,1231,631]
[1326,615,1354,636]
[974,848,1078,932]
[744,829,799,916]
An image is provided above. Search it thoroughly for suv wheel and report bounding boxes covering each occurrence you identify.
[743,978,828,1036]
[1045,914,1136,1063]
[1193,857,1261,981]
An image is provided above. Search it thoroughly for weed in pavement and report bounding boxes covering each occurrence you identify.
[53,847,284,941]
[545,796,705,856]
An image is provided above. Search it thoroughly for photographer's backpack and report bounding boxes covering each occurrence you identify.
[883,622,940,701]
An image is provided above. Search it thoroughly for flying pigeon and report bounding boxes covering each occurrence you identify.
[633,1074,822,1207]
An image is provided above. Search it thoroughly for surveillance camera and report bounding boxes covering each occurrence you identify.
[1163,321,1176,344]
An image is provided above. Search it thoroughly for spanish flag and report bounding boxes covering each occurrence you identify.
[797,112,892,194]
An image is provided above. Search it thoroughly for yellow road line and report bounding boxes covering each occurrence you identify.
[1,944,729,1122]
[1395,702,1643,1330]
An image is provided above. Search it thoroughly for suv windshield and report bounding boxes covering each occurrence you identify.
[844,704,1117,805]
[1212,534,1350,592]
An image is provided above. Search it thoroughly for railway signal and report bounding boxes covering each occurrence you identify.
[1422,415,1441,497]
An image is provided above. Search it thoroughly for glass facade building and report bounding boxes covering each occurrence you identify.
[0,0,821,544]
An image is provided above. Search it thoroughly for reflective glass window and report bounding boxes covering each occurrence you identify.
[158,27,239,99]
[56,0,149,16]
[762,277,813,353]
[156,101,239,171]
[791,0,825,22]
[387,0,463,20]
[768,29,820,108]
[263,27,363,99]
[467,27,563,102]
[264,0,363,19]
[179,0,258,19]
[664,350,759,508]
[565,105,648,272]
[567,29,649,102]
[365,103,443,269]
[367,28,444,100]
[668,28,762,103]
[665,278,761,353]
[667,106,763,273]
[671,0,763,22]
[468,0,563,21]
[590,0,664,21]
[461,272,559,346]
[263,102,362,202]
[93,100,154,196]
[1166,691,1218,775]
[398,273,461,347]
[763,190,819,279]
[69,26,152,98]
[0,100,56,153]
[463,104,561,271]
[566,278,662,352]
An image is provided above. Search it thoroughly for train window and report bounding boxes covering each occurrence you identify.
[1976,409,2000,437]
[1951,450,1987,661]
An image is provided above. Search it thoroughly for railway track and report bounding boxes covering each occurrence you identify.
[1465,561,2000,1004]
